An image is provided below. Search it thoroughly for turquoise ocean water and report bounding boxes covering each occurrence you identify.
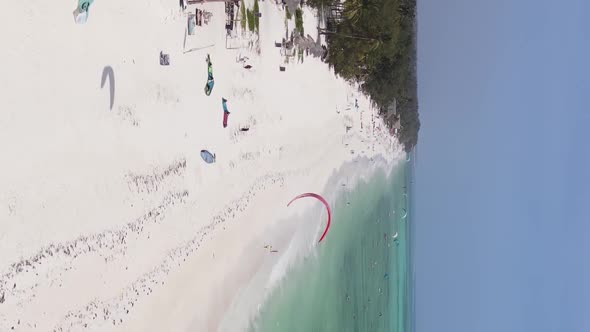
[249,163,413,332]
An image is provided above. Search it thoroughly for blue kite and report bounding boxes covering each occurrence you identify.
[200,150,216,163]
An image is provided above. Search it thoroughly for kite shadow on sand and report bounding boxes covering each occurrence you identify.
[100,66,115,110]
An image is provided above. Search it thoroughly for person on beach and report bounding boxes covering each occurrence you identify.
[197,9,203,26]
[263,245,278,253]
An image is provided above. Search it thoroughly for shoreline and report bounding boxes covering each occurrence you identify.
[0,0,404,330]
[217,154,400,331]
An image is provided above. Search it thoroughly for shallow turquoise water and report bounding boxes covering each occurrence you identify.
[250,163,412,332]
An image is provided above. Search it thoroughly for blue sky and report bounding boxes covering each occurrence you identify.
[415,1,589,331]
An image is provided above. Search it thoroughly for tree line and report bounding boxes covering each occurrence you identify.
[309,0,419,151]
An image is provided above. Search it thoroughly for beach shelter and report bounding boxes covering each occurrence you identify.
[188,14,196,35]
[200,150,216,163]
[222,98,230,128]
[204,54,214,96]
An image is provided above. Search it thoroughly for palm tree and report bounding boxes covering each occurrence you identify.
[343,0,379,25]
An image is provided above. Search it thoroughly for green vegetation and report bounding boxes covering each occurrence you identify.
[306,0,330,8]
[295,8,304,35]
[247,8,255,32]
[286,8,292,20]
[240,0,246,30]
[253,0,260,32]
[312,0,419,151]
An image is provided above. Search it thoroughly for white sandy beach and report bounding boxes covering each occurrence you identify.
[0,0,404,330]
